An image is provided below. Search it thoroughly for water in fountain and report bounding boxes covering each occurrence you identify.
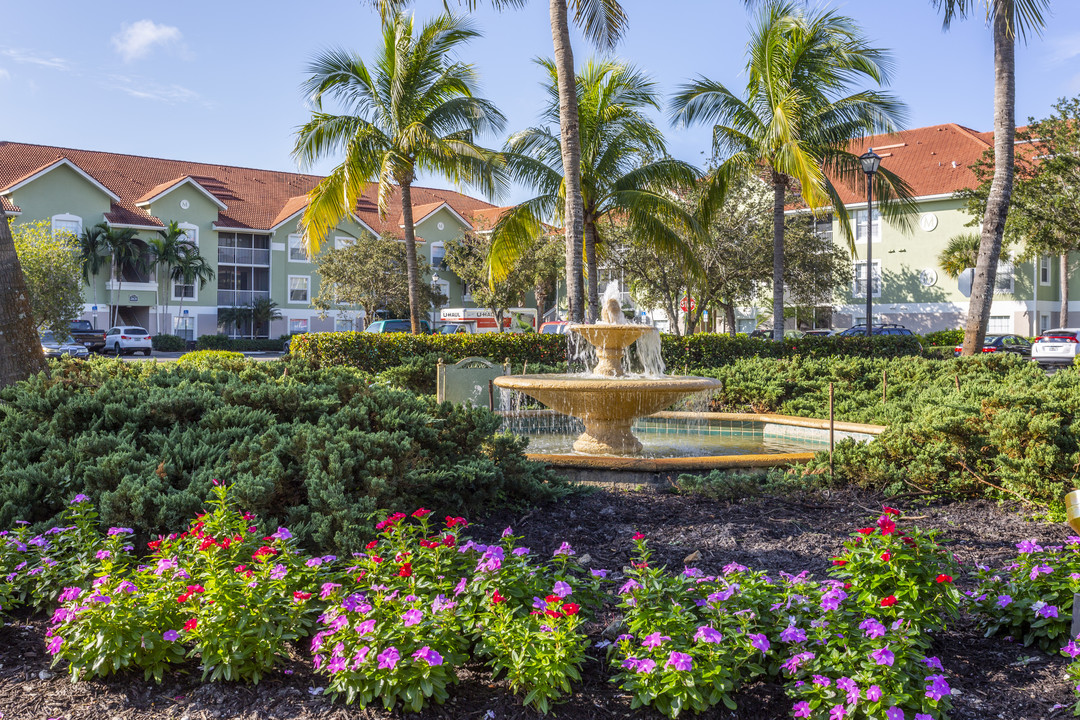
[566,281,665,377]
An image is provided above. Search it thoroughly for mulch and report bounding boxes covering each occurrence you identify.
[1,484,1074,720]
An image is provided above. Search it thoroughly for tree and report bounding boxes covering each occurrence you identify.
[673,0,913,341]
[147,222,190,337]
[103,224,144,328]
[488,58,698,321]
[931,0,1051,354]
[294,12,505,335]
[78,224,110,330]
[172,244,215,328]
[250,298,283,338]
[938,232,983,280]
[313,237,440,323]
[0,206,45,386]
[445,231,537,331]
[11,220,84,337]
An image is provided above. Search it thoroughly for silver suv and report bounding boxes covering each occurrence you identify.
[1031,328,1080,367]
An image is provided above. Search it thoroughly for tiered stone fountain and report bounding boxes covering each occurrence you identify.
[494,295,720,455]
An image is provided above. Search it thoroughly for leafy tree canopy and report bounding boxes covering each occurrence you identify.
[11,220,84,337]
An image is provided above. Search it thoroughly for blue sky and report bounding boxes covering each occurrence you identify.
[4,1,1080,205]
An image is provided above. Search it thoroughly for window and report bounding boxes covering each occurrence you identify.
[51,213,82,237]
[288,275,310,303]
[852,260,881,298]
[334,317,354,332]
[462,282,472,302]
[1040,313,1051,334]
[179,223,199,247]
[995,261,1015,294]
[289,318,308,334]
[335,236,355,250]
[288,234,309,262]
[172,278,196,301]
[430,242,446,270]
[1040,256,1051,286]
[988,315,1010,333]
[853,209,881,244]
[174,316,194,342]
[433,279,450,309]
[812,214,833,244]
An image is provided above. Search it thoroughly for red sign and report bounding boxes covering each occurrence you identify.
[680,296,696,312]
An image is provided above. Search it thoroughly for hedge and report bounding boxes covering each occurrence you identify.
[291,331,923,376]
[0,356,562,554]
[151,334,186,352]
[194,335,284,352]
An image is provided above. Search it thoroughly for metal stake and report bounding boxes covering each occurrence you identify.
[829,382,835,477]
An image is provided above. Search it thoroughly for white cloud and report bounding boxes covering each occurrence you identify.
[1048,33,1080,65]
[111,20,184,62]
[0,48,68,70]
[103,74,204,105]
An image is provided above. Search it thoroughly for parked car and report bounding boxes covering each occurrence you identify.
[801,329,835,337]
[837,323,915,337]
[953,334,1031,357]
[435,323,472,334]
[105,326,152,356]
[364,319,432,334]
[68,320,106,353]
[749,328,805,339]
[40,331,90,359]
[1031,328,1080,367]
[539,321,570,335]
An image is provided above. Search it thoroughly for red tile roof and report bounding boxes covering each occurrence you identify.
[1,196,20,214]
[0,141,498,236]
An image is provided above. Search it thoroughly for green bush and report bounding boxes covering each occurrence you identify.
[175,350,247,370]
[228,338,287,352]
[375,352,442,395]
[195,333,232,350]
[921,329,964,346]
[0,357,563,555]
[151,334,186,352]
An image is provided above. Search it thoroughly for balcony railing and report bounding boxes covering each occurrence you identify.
[217,289,271,307]
[218,247,270,266]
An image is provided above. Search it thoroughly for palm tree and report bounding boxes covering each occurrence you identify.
[930,0,1050,354]
[147,221,188,337]
[172,244,215,332]
[103,225,144,328]
[938,232,982,280]
[373,0,626,323]
[673,0,914,341]
[487,58,699,321]
[216,305,251,338]
[250,298,282,339]
[78,223,110,329]
[0,205,45,386]
[293,12,505,334]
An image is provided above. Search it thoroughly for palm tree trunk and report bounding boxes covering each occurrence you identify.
[0,205,46,386]
[1061,253,1070,327]
[723,300,736,338]
[962,9,1014,356]
[584,218,599,322]
[771,173,786,342]
[550,0,585,323]
[111,259,120,328]
[399,181,424,334]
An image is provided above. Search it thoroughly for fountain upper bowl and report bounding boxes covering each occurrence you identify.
[568,323,651,350]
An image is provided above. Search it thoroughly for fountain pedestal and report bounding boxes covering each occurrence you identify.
[575,417,641,455]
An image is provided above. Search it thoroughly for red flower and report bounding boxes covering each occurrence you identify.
[177,593,191,603]
[293,591,312,601]
[183,618,197,632]
[371,555,383,564]
[446,516,467,529]
[545,608,562,618]
[419,539,439,548]
[856,528,874,535]
[562,602,580,616]
[632,532,645,541]
[877,516,897,536]
[187,585,205,594]
[412,508,431,518]
[881,551,891,562]
[147,540,161,551]
[936,574,953,584]
[198,538,216,551]
[398,563,412,578]
[365,540,378,550]
[882,505,901,516]
[234,565,247,572]
[442,534,456,547]
[831,559,847,566]
[902,536,917,547]
[880,595,897,607]
[252,546,276,560]
[545,594,561,603]
[491,590,507,604]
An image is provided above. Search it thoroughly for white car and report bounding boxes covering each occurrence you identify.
[1031,328,1080,367]
[105,326,153,356]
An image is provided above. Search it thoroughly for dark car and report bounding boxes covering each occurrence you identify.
[837,324,915,337]
[801,329,834,337]
[953,334,1031,357]
[69,319,106,352]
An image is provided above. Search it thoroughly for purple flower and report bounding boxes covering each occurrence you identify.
[271,527,292,540]
[780,625,807,644]
[812,675,832,687]
[866,684,882,701]
[624,657,656,674]
[402,609,424,627]
[70,494,89,504]
[413,646,443,666]
[553,541,575,557]
[829,705,846,720]
[870,646,894,667]
[666,651,692,672]
[821,588,848,611]
[88,593,111,605]
[352,646,370,669]
[859,618,886,639]
[305,557,323,568]
[590,568,608,578]
[1016,540,1043,554]
[377,646,400,670]
[341,593,371,614]
[641,632,670,648]
[270,564,288,580]
[46,635,63,655]
[916,715,933,720]
[694,626,723,644]
[432,594,456,613]
[1031,564,1053,580]
[501,526,513,538]
[553,581,572,598]
[923,656,944,671]
[749,633,770,653]
[619,579,641,595]
[58,586,82,603]
[476,546,505,574]
[683,567,702,577]
[1064,640,1080,659]
[320,582,341,600]
[996,594,1013,608]
[453,577,468,596]
[154,558,177,575]
[885,707,904,720]
[723,562,748,574]
[512,547,530,556]
[781,651,815,674]
[95,550,111,560]
[925,674,951,701]
[793,701,811,718]
[107,527,133,536]
[356,619,376,636]
[117,581,137,593]
[163,630,179,642]
[1037,604,1059,619]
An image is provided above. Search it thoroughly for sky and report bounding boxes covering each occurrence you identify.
[4,1,1080,206]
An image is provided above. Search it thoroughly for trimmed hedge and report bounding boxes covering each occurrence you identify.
[151,334,186,352]
[193,335,284,352]
[291,331,923,375]
[0,357,562,554]
[921,329,964,346]
[195,333,232,350]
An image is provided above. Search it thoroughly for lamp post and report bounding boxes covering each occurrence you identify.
[859,148,882,338]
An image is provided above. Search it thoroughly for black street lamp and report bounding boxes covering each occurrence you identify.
[859,148,882,338]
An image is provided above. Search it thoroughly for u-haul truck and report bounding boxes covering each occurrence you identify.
[439,307,537,333]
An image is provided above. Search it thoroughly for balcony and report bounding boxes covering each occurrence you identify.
[218,247,270,266]
[217,290,271,307]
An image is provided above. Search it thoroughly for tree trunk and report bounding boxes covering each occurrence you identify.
[723,301,737,337]
[535,286,549,323]
[584,218,599,322]
[962,10,1014,355]
[0,205,46,386]
[399,181,424,334]
[1062,253,1070,328]
[550,0,585,323]
[112,260,122,329]
[665,303,680,337]
[771,174,786,342]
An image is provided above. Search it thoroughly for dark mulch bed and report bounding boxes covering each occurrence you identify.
[1,485,1074,720]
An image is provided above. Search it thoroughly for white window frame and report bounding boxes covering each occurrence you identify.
[178,222,199,247]
[334,316,355,333]
[334,236,355,250]
[173,316,195,341]
[852,260,881,299]
[51,213,82,237]
[1040,313,1051,334]
[462,282,473,303]
[995,261,1015,294]
[172,278,197,302]
[854,209,881,244]
[288,275,310,304]
[430,241,446,270]
[288,233,309,262]
[433,279,451,309]
[289,318,309,335]
[988,315,1011,333]
[1040,256,1051,286]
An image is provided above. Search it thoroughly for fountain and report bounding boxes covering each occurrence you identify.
[494,285,721,455]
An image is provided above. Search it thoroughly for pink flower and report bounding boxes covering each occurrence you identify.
[793,701,811,718]
[402,609,423,627]
[377,646,400,670]
[46,636,63,655]
[870,646,895,667]
[665,651,692,672]
[925,674,951,701]
[412,646,443,666]
[877,515,896,535]
[693,626,723,644]
[829,704,846,720]
[641,632,670,648]
[866,684,882,701]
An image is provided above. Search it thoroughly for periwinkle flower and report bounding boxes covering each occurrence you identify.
[866,684,883,701]
[270,564,288,580]
[1016,540,1043,554]
[271,527,292,540]
[829,705,846,720]
[694,626,722,644]
[413,646,443,666]
[885,707,905,720]
[641,632,670,648]
[117,580,137,593]
[163,630,179,642]
[357,619,377,636]
[749,633,770,653]
[870,646,894,667]
[925,674,951,701]
[320,582,341,600]
[859,618,886,639]
[812,675,832,687]
[377,646,400,670]
[553,542,574,557]
[70,494,89,504]
[793,701,811,719]
[512,547,530,556]
[923,656,944,671]
[591,568,608,578]
[352,646,370,669]
[46,636,63,655]
[453,577,468,596]
[402,609,423,627]
[619,579,641,595]
[553,581,572,598]
[780,625,807,644]
[665,651,692,672]
[501,526,513,538]
[58,586,82,603]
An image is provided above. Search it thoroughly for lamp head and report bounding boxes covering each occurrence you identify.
[860,148,882,176]
[431,272,440,284]
[1067,490,1080,533]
